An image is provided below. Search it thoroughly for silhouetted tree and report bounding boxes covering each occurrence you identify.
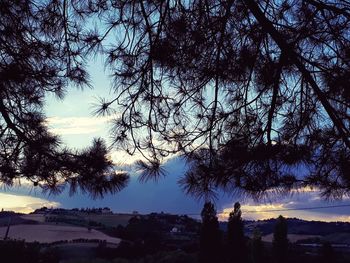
[227,202,246,262]
[320,242,336,263]
[71,0,350,198]
[199,202,222,263]
[251,227,265,263]
[0,0,129,196]
[39,247,60,263]
[273,215,288,263]
[0,240,53,263]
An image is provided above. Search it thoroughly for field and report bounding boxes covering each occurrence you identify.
[21,214,46,223]
[325,232,350,245]
[262,234,321,243]
[86,213,134,227]
[21,212,135,228]
[0,224,121,244]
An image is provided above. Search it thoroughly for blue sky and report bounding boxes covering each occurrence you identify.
[1,59,349,222]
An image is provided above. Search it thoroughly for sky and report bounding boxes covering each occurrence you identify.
[1,58,349,222]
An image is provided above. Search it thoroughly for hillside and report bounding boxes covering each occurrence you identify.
[221,217,350,245]
[251,218,350,236]
[0,224,120,244]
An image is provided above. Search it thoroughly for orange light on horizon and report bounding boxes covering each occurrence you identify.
[0,193,60,214]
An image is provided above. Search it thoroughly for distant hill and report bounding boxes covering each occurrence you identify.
[219,217,350,244]
[248,218,350,236]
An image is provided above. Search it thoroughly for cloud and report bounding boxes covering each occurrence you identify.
[0,193,60,214]
[46,115,115,135]
[110,150,143,166]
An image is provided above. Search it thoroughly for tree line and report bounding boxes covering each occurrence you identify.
[199,202,339,263]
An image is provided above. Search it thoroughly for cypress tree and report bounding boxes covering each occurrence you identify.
[227,202,246,262]
[199,202,221,263]
[272,215,288,263]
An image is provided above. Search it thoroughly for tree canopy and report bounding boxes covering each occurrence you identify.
[72,0,350,199]
[3,0,350,199]
[0,0,128,197]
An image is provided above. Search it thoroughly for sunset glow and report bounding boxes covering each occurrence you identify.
[0,193,60,214]
[219,202,350,222]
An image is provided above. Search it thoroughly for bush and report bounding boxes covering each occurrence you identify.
[0,240,59,263]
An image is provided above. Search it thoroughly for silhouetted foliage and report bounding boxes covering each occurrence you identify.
[40,247,60,263]
[227,202,247,262]
[5,0,349,199]
[273,215,289,263]
[94,250,197,263]
[251,227,265,263]
[319,242,336,263]
[69,0,350,199]
[199,202,222,263]
[0,0,128,197]
[0,240,59,263]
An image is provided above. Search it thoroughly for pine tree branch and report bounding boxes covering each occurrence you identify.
[245,0,350,149]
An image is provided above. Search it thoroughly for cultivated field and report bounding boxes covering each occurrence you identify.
[0,224,121,244]
[21,212,135,227]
